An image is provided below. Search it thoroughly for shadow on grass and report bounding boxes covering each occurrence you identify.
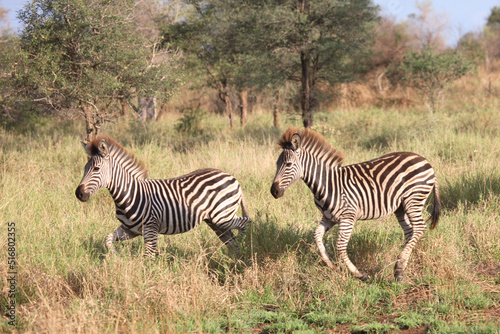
[202,211,316,285]
[80,211,407,282]
[440,169,500,210]
[82,235,109,261]
[247,210,313,261]
[348,224,403,277]
[82,233,147,261]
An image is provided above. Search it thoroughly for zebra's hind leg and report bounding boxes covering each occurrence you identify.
[208,216,251,249]
[105,225,138,255]
[394,203,427,282]
[206,220,237,248]
[228,216,252,242]
[395,206,413,246]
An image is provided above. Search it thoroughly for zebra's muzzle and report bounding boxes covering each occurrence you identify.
[75,184,90,202]
[270,182,284,199]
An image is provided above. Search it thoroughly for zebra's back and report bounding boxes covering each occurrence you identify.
[338,152,436,221]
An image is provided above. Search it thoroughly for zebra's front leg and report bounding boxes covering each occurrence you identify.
[337,219,367,280]
[143,221,160,258]
[314,217,336,269]
[105,225,138,255]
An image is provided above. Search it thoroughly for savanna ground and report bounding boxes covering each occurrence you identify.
[1,81,500,333]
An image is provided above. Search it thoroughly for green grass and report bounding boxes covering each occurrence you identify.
[0,106,499,333]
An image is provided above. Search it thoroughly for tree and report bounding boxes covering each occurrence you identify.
[243,0,379,128]
[406,1,449,51]
[162,0,251,128]
[16,0,181,140]
[0,6,19,122]
[166,0,378,129]
[487,6,500,28]
[397,48,473,112]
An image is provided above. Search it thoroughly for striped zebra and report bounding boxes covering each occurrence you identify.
[270,127,441,281]
[75,136,251,257]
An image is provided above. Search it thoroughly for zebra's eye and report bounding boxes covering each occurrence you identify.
[93,167,100,172]
[286,162,293,167]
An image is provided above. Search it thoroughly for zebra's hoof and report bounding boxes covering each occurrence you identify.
[356,272,368,281]
[395,276,404,283]
[107,249,118,256]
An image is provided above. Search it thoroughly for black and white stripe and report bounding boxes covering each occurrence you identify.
[75,136,251,257]
[271,128,441,281]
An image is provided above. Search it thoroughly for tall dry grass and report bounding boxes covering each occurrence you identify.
[0,94,499,333]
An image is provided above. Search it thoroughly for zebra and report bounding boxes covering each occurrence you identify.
[75,136,251,257]
[270,127,441,281]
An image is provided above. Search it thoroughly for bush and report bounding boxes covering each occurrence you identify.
[397,48,473,112]
[174,104,206,134]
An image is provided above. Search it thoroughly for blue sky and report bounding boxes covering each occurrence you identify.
[2,0,499,46]
[375,0,499,45]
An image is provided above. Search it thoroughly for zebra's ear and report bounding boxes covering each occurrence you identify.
[98,139,109,157]
[291,133,301,150]
[80,140,91,156]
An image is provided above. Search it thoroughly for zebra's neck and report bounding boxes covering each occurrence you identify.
[107,157,147,213]
[301,150,339,202]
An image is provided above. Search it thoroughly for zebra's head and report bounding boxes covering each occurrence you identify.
[75,139,112,202]
[270,132,303,199]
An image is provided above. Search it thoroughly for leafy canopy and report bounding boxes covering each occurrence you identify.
[17,0,179,113]
[398,48,473,111]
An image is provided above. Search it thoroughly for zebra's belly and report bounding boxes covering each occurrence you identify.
[158,220,198,235]
[117,214,144,235]
[117,211,203,236]
[316,199,398,222]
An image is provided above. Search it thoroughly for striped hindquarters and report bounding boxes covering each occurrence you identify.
[344,152,436,220]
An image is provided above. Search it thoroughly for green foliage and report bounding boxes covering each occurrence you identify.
[15,0,181,138]
[165,0,379,127]
[350,322,398,333]
[174,104,206,134]
[397,48,473,112]
[486,6,500,28]
[395,312,426,329]
[244,0,379,127]
[456,32,486,66]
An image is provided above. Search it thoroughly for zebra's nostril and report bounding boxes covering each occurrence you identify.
[270,182,282,199]
[75,185,89,202]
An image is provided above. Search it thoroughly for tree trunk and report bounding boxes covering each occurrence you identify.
[119,98,129,116]
[82,105,99,142]
[224,93,234,129]
[300,50,314,128]
[239,89,248,127]
[273,90,280,129]
[138,96,157,121]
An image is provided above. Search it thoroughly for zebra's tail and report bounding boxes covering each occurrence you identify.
[240,193,250,218]
[430,180,441,230]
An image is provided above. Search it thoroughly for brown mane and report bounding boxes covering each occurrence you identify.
[278,127,344,166]
[88,136,149,180]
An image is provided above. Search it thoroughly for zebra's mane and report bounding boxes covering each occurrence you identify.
[88,136,149,180]
[278,127,344,166]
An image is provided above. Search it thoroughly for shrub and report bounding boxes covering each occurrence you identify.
[397,48,473,112]
[174,104,206,134]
